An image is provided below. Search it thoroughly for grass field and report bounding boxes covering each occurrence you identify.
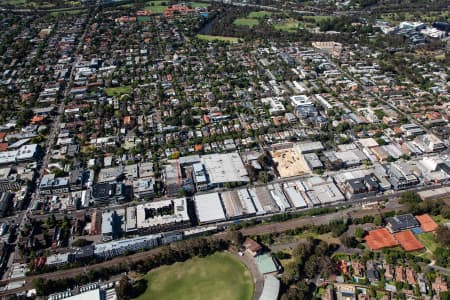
[133,252,253,300]
[190,2,209,8]
[144,5,168,13]
[49,9,82,16]
[234,18,259,28]
[379,11,449,23]
[248,11,273,18]
[105,86,132,97]
[417,232,439,253]
[196,34,240,43]
[144,1,168,12]
[432,215,450,225]
[274,19,300,32]
[2,0,27,5]
[303,15,333,22]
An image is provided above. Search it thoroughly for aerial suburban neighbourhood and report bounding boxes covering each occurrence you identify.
[0,0,448,299]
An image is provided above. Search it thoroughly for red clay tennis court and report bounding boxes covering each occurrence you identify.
[394,230,424,252]
[415,214,438,232]
[365,228,398,250]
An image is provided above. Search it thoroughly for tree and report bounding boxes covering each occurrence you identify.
[228,231,244,246]
[441,206,450,219]
[441,291,450,300]
[340,235,358,248]
[354,227,366,239]
[399,191,421,204]
[116,275,132,300]
[46,214,57,228]
[32,277,46,295]
[436,226,450,246]
[72,239,93,247]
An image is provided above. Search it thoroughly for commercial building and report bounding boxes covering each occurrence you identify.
[192,162,209,191]
[222,189,257,219]
[387,162,420,190]
[163,160,182,196]
[0,192,13,217]
[400,123,425,137]
[134,198,190,232]
[101,210,117,241]
[283,183,308,208]
[94,234,160,259]
[201,153,249,187]
[97,166,123,183]
[62,288,104,300]
[304,177,345,205]
[91,182,128,204]
[193,192,226,224]
[39,174,70,195]
[0,144,40,165]
[267,183,291,211]
[414,134,446,153]
[132,178,155,199]
[386,214,419,233]
[303,153,323,170]
[261,97,286,115]
[296,141,324,154]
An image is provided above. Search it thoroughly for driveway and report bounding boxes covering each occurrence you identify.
[236,253,264,300]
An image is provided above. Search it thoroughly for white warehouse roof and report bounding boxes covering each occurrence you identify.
[194,193,226,223]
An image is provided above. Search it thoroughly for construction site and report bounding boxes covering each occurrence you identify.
[269,144,311,178]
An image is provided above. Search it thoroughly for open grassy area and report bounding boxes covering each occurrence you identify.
[133,252,253,300]
[1,0,28,5]
[274,19,301,32]
[417,232,439,253]
[2,0,59,8]
[105,86,132,97]
[432,215,450,225]
[190,2,209,8]
[49,9,82,16]
[196,34,240,43]
[233,18,259,28]
[248,11,273,18]
[143,1,168,12]
[303,15,333,22]
[144,5,168,13]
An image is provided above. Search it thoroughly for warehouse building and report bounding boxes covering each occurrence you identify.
[201,153,249,187]
[193,193,226,224]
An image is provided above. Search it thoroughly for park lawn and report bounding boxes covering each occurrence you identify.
[416,232,439,253]
[49,9,82,16]
[2,0,27,5]
[234,18,259,28]
[117,2,135,8]
[303,15,333,22]
[248,11,273,18]
[143,5,168,13]
[105,86,132,97]
[274,19,301,32]
[273,231,340,246]
[137,16,152,22]
[134,252,253,300]
[144,1,168,12]
[190,2,209,8]
[196,34,240,43]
